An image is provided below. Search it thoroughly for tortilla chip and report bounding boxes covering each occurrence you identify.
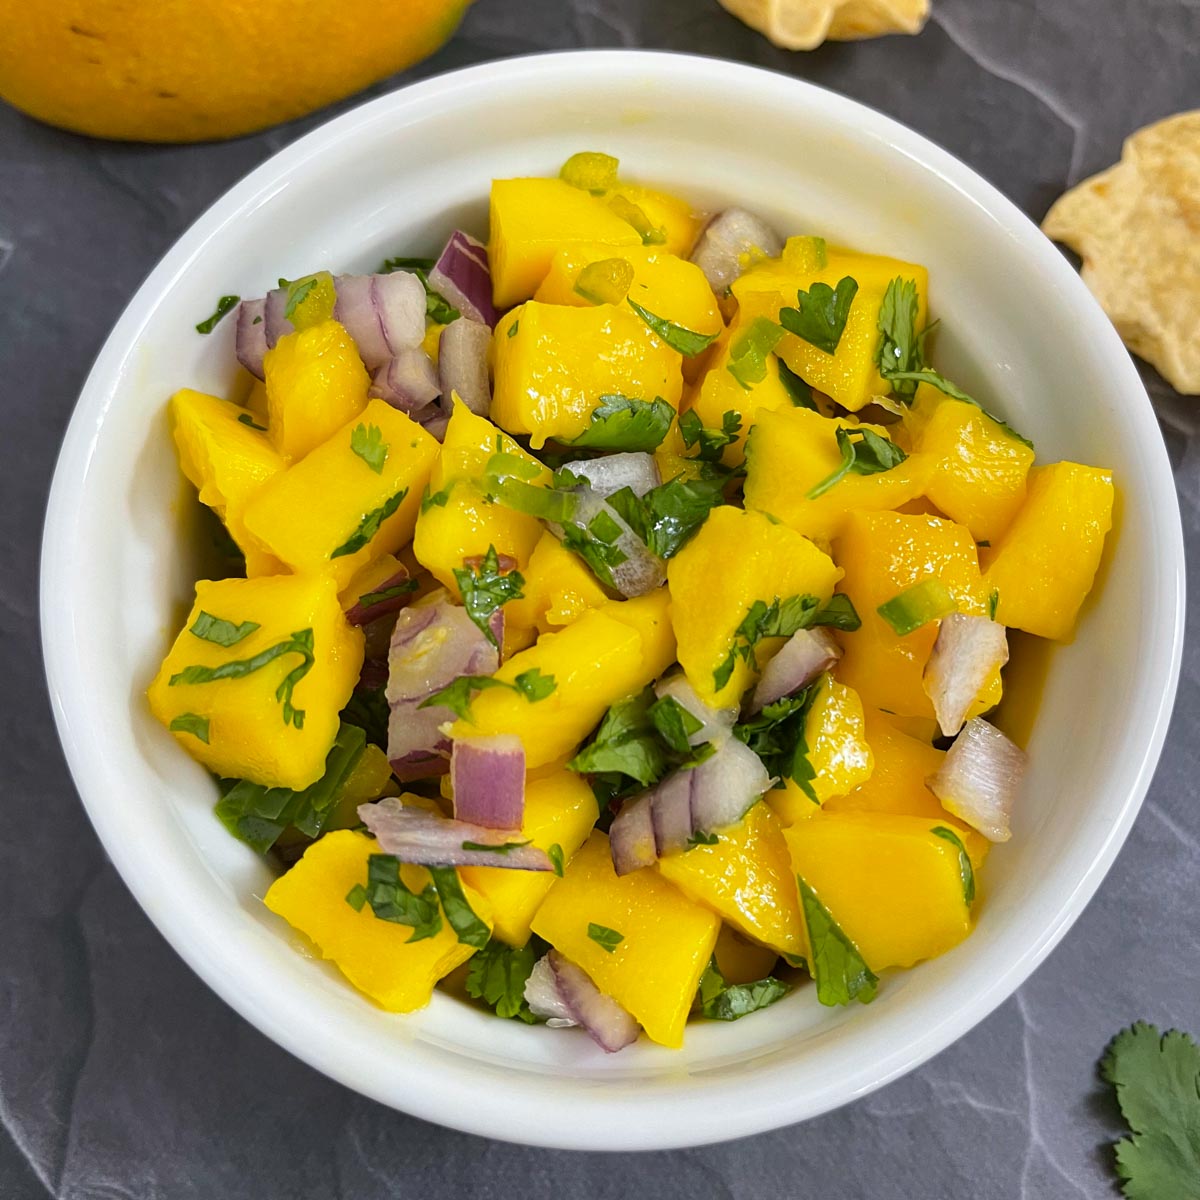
[1043,110,1200,395]
[719,0,929,50]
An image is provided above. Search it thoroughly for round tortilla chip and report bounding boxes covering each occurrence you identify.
[719,0,929,51]
[1043,110,1200,396]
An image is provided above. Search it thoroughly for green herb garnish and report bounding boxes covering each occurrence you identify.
[608,194,666,245]
[727,317,785,390]
[678,409,742,463]
[357,579,419,609]
[777,358,817,409]
[420,482,454,513]
[647,695,703,754]
[350,423,389,474]
[697,958,790,1021]
[237,412,267,431]
[429,866,490,948]
[606,475,726,560]
[568,395,674,452]
[548,844,565,877]
[347,852,443,942]
[686,830,720,848]
[558,519,628,588]
[465,939,540,1022]
[461,839,533,854]
[713,594,821,692]
[806,427,907,500]
[587,922,624,953]
[453,545,525,648]
[930,826,976,905]
[734,688,821,802]
[329,488,408,560]
[779,276,859,355]
[627,299,719,356]
[169,712,210,743]
[190,611,261,647]
[195,295,239,335]
[513,667,557,702]
[988,588,1000,621]
[811,593,862,631]
[797,875,878,1006]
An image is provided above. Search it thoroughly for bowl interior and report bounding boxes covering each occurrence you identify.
[41,52,1183,1149]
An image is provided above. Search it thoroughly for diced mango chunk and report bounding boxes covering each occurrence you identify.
[834,511,989,718]
[264,830,489,1012]
[531,831,720,1047]
[784,812,974,972]
[744,405,930,542]
[147,574,363,790]
[263,319,370,463]
[534,243,721,341]
[242,399,438,590]
[604,183,703,258]
[504,531,610,640]
[489,178,642,308]
[906,390,1035,542]
[450,592,675,769]
[667,506,843,708]
[460,765,599,947]
[767,676,873,825]
[412,401,547,594]
[713,925,780,984]
[657,801,806,960]
[491,301,683,448]
[735,249,929,412]
[983,462,1115,641]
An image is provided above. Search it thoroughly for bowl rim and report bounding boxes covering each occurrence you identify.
[40,48,1185,1150]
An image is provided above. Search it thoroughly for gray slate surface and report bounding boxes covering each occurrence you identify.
[3,1,1199,1195]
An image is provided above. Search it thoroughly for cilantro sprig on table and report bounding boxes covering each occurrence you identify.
[1102,1022,1200,1199]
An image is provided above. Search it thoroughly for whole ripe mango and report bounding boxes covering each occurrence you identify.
[0,2,471,142]
[530,831,720,1048]
[264,830,489,1013]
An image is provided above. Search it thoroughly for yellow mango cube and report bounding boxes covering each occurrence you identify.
[834,511,989,718]
[744,405,931,542]
[534,243,721,341]
[460,765,599,947]
[491,301,683,448]
[713,925,781,984]
[735,250,929,412]
[784,812,974,972]
[907,392,1036,542]
[412,401,547,594]
[531,831,720,1047]
[263,319,370,463]
[983,462,1115,641]
[147,574,363,790]
[667,506,843,708]
[767,676,874,825]
[604,183,703,257]
[264,830,489,1012]
[168,388,286,576]
[449,592,676,769]
[657,801,806,960]
[503,531,610,641]
[489,178,642,309]
[242,399,438,591]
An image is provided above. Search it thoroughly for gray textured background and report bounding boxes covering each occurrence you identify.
[3,1,1199,1196]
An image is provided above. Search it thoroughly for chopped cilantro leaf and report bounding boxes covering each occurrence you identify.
[357,579,419,609]
[606,476,726,560]
[421,482,454,513]
[169,712,210,743]
[348,852,442,941]
[420,675,518,722]
[678,409,742,463]
[713,594,821,692]
[558,519,627,588]
[626,298,719,356]
[350,423,389,474]
[329,488,408,559]
[686,830,720,848]
[568,395,674,452]
[429,866,490,948]
[777,358,818,409]
[697,958,790,1021]
[547,843,565,877]
[453,546,525,648]
[930,826,976,905]
[876,276,923,394]
[647,695,703,754]
[806,427,907,500]
[734,688,820,801]
[797,876,878,1006]
[587,922,624,953]
[988,588,1000,621]
[513,668,556,702]
[779,276,859,355]
[568,689,669,787]
[237,412,267,431]
[461,839,533,854]
[189,611,260,647]
[811,593,862,631]
[195,295,239,334]
[465,939,540,1022]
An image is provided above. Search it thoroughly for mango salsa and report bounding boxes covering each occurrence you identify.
[503,531,609,641]
[265,830,489,1012]
[147,574,363,790]
[531,831,720,1047]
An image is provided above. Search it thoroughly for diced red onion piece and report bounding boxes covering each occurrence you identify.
[263,287,293,349]
[438,318,492,417]
[451,734,525,829]
[564,488,665,599]
[523,958,577,1027]
[649,771,695,856]
[687,737,773,836]
[369,347,440,414]
[653,673,737,746]
[923,614,1010,737]
[333,272,426,370]
[429,231,498,328]
[359,798,552,871]
[689,207,785,293]
[567,453,661,500]
[750,627,842,714]
[422,412,451,442]
[386,597,498,777]
[235,298,268,379]
[929,718,1027,843]
[345,566,414,626]
[608,792,658,876]
[547,951,639,1053]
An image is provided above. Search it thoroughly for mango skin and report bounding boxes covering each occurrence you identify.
[264,830,490,1013]
[983,462,1115,641]
[242,398,438,591]
[412,400,547,595]
[504,531,610,642]
[834,510,995,719]
[449,592,676,769]
[168,388,285,576]
[657,801,806,960]
[263,319,370,464]
[534,243,721,341]
[147,574,363,790]
[491,301,683,449]
[767,676,874,825]
[489,178,642,309]
[531,831,720,1047]
[460,765,599,947]
[784,812,974,972]
[744,405,931,544]
[734,248,929,412]
[667,506,843,708]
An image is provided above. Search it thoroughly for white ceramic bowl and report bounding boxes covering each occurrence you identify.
[42,50,1184,1150]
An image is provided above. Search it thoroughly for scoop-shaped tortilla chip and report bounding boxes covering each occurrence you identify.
[719,0,929,50]
[1043,110,1200,395]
